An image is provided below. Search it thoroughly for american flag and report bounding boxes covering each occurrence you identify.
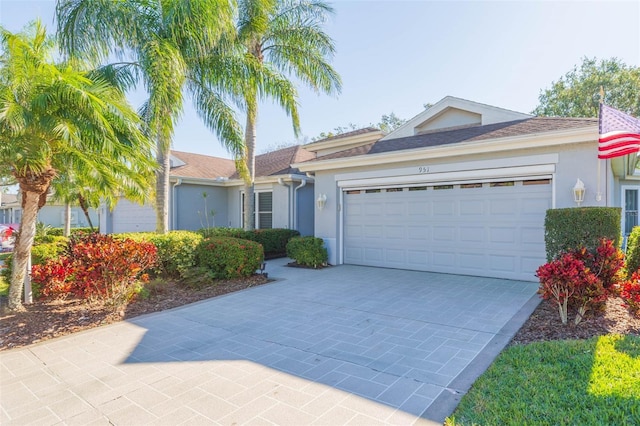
[598,104,640,159]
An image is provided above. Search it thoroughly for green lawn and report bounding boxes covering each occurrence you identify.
[0,275,8,297]
[447,334,640,425]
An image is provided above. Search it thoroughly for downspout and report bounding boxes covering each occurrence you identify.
[278,178,293,229]
[293,178,307,231]
[172,178,182,230]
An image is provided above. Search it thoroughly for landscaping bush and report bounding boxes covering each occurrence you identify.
[544,207,621,261]
[617,271,640,315]
[195,236,263,279]
[198,228,299,258]
[625,226,640,278]
[115,231,202,278]
[45,227,94,237]
[32,233,157,306]
[286,236,328,268]
[537,239,624,324]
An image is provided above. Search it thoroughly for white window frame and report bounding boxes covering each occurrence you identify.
[240,190,273,229]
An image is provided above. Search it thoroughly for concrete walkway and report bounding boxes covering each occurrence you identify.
[1,258,539,425]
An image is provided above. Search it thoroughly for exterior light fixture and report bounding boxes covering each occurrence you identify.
[573,178,585,206]
[316,193,327,210]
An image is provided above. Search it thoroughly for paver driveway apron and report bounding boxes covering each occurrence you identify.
[0,258,539,425]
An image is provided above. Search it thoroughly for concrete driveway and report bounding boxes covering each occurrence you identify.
[0,258,539,425]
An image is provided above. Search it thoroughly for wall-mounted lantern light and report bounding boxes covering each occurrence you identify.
[573,178,585,206]
[316,193,327,210]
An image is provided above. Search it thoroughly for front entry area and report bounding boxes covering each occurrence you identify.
[343,178,552,281]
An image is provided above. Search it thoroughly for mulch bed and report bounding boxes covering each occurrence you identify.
[511,296,639,345]
[1,275,638,352]
[0,275,269,351]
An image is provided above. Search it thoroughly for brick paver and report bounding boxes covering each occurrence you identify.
[0,258,538,425]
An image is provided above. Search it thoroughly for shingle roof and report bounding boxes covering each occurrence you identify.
[302,117,597,161]
[171,145,316,181]
[306,127,381,145]
[230,145,316,179]
[370,117,597,155]
[170,151,237,179]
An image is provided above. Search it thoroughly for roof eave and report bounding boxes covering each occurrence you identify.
[294,125,598,172]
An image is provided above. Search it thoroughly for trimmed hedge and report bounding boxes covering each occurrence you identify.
[545,207,621,261]
[286,236,328,268]
[198,228,300,258]
[195,237,263,279]
[45,227,94,237]
[115,231,203,278]
[626,226,640,277]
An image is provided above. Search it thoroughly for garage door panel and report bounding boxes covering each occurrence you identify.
[386,225,404,239]
[364,248,383,262]
[385,203,404,216]
[407,250,429,265]
[433,252,455,267]
[385,249,405,263]
[344,179,550,281]
[490,199,517,215]
[460,199,485,215]
[458,253,485,269]
[489,227,517,243]
[433,200,455,215]
[460,226,484,242]
[489,255,517,272]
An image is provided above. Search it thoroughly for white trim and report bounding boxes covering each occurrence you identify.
[339,189,344,265]
[337,164,555,189]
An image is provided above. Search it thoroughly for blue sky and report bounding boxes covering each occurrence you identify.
[1,0,639,159]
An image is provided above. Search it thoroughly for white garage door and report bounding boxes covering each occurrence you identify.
[343,179,551,281]
[112,199,156,233]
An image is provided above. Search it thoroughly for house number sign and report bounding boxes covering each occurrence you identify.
[418,166,430,174]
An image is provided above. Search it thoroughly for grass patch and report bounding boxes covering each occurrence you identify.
[0,275,8,297]
[447,334,640,425]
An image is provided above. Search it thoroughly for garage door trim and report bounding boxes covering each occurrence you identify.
[337,164,555,189]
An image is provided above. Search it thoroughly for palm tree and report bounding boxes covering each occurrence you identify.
[232,0,342,230]
[0,21,156,311]
[56,0,246,233]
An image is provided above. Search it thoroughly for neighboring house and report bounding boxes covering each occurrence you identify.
[294,96,640,281]
[1,192,98,229]
[100,145,316,235]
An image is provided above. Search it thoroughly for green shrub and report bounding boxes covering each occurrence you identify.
[625,226,640,278]
[199,228,299,258]
[545,207,621,261]
[46,227,94,237]
[286,236,328,268]
[195,237,263,279]
[114,231,203,278]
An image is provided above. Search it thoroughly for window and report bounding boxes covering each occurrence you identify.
[433,185,453,190]
[257,192,272,229]
[461,183,482,189]
[490,181,515,187]
[624,188,638,236]
[241,191,273,229]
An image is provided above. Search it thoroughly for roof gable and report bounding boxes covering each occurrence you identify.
[383,96,532,140]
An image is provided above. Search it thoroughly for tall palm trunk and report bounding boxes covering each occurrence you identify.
[78,194,94,230]
[63,201,71,237]
[9,171,54,311]
[155,137,170,234]
[243,103,257,231]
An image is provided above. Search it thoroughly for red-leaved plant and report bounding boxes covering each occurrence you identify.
[32,233,157,307]
[617,270,640,316]
[536,239,623,325]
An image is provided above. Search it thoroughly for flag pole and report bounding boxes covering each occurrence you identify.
[596,87,604,202]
